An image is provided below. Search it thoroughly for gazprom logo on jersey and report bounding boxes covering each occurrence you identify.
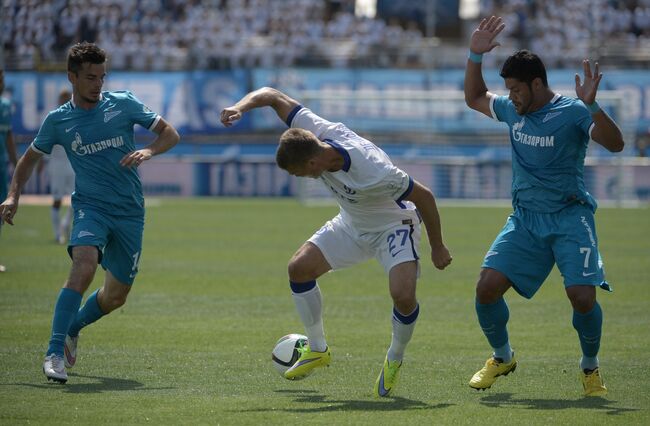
[71,132,125,156]
[512,118,554,148]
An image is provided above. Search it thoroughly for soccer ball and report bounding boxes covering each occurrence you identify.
[271,333,308,378]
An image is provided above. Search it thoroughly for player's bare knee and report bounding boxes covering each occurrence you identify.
[287,257,315,283]
[476,269,509,304]
[392,294,417,314]
[66,261,97,292]
[475,281,501,304]
[102,293,128,312]
[567,287,596,313]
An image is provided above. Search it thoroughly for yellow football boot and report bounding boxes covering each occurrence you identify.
[374,356,402,397]
[469,354,517,390]
[284,345,331,380]
[581,368,607,397]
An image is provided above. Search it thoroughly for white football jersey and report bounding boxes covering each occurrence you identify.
[289,106,419,232]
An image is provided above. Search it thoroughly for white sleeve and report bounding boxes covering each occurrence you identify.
[289,107,350,140]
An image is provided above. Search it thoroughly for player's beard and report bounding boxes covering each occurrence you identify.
[515,98,533,115]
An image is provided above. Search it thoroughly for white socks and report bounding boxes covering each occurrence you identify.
[292,284,327,352]
[387,305,419,362]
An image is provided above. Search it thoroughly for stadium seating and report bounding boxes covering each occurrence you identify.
[1,0,429,70]
[4,0,648,70]
[481,0,650,68]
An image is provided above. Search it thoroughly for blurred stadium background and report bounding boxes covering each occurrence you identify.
[2,0,650,205]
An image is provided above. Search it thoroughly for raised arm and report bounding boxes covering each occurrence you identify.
[464,16,506,117]
[0,147,44,225]
[404,180,452,270]
[220,87,300,127]
[575,60,625,153]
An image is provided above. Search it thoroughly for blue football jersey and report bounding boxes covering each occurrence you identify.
[0,97,11,167]
[490,94,595,212]
[31,91,159,216]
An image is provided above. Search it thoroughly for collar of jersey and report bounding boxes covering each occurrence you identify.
[323,139,351,172]
[70,93,104,109]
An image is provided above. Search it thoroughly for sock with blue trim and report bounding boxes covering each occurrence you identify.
[67,289,106,338]
[476,298,512,363]
[47,288,83,356]
[573,301,603,371]
[387,303,419,362]
[290,280,327,352]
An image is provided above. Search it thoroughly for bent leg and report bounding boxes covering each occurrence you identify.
[475,268,513,362]
[67,270,131,337]
[47,246,98,356]
[98,269,132,313]
[567,285,602,371]
[288,241,331,283]
[288,242,331,352]
[387,261,419,362]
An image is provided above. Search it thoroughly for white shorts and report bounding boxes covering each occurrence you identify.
[49,170,75,200]
[308,214,421,275]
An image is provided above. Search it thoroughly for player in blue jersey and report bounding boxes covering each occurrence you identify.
[464,16,624,396]
[0,69,18,273]
[0,43,180,383]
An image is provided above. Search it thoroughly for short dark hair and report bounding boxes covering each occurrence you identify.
[500,50,548,87]
[67,42,106,74]
[276,128,322,170]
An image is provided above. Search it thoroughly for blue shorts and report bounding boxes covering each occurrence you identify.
[482,204,607,299]
[67,206,144,285]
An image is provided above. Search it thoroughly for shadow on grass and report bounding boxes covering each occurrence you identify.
[480,393,639,415]
[8,373,174,394]
[235,389,453,413]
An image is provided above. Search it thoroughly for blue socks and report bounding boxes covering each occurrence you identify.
[573,301,603,370]
[47,288,83,356]
[67,289,105,338]
[476,298,512,363]
[476,297,603,369]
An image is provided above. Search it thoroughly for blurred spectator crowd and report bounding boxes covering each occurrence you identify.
[482,0,650,67]
[3,0,650,71]
[1,0,427,70]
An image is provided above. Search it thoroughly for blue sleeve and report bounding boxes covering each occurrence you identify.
[32,113,57,154]
[491,95,513,123]
[574,100,594,136]
[125,91,159,130]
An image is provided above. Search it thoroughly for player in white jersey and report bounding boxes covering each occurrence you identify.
[46,90,75,244]
[221,87,453,397]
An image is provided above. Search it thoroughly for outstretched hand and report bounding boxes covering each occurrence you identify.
[470,16,505,54]
[221,107,242,127]
[575,59,602,105]
[0,198,18,226]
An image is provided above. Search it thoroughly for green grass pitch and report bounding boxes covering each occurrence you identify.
[1,198,649,425]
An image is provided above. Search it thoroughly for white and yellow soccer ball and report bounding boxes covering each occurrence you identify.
[271,333,308,377]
